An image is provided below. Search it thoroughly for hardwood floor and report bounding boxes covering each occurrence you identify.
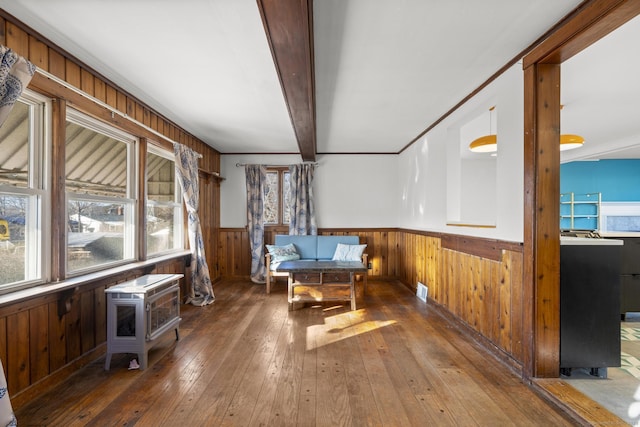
[15,279,579,426]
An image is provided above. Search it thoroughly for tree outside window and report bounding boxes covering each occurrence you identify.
[264,169,290,225]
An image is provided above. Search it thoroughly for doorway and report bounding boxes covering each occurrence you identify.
[523,0,640,423]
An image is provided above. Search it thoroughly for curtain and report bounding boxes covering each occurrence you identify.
[0,359,16,426]
[245,164,267,283]
[0,45,36,128]
[174,143,215,306]
[289,163,317,235]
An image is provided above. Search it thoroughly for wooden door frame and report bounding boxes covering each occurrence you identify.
[523,0,640,378]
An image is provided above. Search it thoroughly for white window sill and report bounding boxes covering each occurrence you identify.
[0,250,191,308]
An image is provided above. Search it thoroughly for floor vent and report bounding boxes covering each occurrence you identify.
[416,282,428,303]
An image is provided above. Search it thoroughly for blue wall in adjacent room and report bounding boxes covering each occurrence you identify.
[561,159,640,201]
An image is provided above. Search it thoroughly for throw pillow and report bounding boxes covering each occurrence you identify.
[266,243,300,263]
[332,243,367,261]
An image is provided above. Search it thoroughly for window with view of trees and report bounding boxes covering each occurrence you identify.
[0,91,48,289]
[65,109,136,273]
[146,146,183,256]
[0,91,190,293]
[264,169,290,225]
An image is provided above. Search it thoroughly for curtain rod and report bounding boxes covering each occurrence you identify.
[34,68,202,158]
[235,162,318,167]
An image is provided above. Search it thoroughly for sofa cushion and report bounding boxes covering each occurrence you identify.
[266,243,300,263]
[317,235,359,259]
[274,235,318,259]
[332,243,367,261]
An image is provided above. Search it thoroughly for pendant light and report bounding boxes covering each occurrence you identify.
[468,105,583,152]
[560,105,584,150]
[469,106,497,153]
[560,134,585,151]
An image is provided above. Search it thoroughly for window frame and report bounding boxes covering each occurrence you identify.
[264,167,290,227]
[64,108,138,276]
[0,87,195,295]
[145,144,184,257]
[0,89,51,293]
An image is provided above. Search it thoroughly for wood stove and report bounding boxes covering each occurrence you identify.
[104,274,183,370]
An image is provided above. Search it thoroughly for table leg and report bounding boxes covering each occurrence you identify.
[350,274,357,310]
[288,273,294,311]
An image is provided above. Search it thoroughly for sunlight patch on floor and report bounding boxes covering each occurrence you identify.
[627,385,640,426]
[622,351,640,380]
[306,309,396,350]
[622,327,640,342]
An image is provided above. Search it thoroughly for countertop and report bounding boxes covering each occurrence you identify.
[600,232,640,238]
[560,236,624,245]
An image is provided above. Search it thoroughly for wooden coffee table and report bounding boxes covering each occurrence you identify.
[276,260,367,310]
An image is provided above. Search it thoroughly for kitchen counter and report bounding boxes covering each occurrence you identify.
[560,236,624,245]
[600,232,640,238]
[560,237,622,377]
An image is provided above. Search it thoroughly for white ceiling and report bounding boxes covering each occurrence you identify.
[561,13,640,162]
[2,0,636,160]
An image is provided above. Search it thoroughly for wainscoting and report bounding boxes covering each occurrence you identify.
[2,255,190,407]
[0,12,222,406]
[218,228,525,370]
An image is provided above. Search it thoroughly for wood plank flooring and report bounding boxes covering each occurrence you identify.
[15,279,580,426]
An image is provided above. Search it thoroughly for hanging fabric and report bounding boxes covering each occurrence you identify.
[0,45,36,128]
[0,359,16,426]
[289,163,317,235]
[174,143,214,306]
[245,164,267,283]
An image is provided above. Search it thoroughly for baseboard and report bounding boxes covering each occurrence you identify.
[12,344,107,409]
[421,293,524,378]
[531,378,627,426]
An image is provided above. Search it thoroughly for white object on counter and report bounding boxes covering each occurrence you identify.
[560,236,624,245]
[600,232,640,238]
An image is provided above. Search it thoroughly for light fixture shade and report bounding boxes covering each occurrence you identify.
[560,134,584,151]
[469,134,497,153]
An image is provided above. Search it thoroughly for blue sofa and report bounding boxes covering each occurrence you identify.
[265,235,368,294]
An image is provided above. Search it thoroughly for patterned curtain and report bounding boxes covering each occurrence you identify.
[174,143,215,306]
[245,164,267,283]
[0,45,36,128]
[0,359,16,426]
[289,163,317,235]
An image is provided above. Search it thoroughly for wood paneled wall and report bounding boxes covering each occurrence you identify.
[2,256,189,406]
[0,13,222,280]
[218,228,401,280]
[0,13,223,401]
[0,15,219,170]
[219,227,525,366]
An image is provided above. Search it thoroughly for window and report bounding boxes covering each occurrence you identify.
[65,109,136,273]
[146,145,183,256]
[0,91,49,290]
[264,168,290,225]
[0,90,191,292]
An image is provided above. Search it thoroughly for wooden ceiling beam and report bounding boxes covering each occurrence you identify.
[257,0,316,162]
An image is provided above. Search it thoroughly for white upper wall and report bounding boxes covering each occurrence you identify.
[220,153,398,228]
[220,154,301,228]
[398,63,524,242]
[313,154,398,228]
[221,64,524,242]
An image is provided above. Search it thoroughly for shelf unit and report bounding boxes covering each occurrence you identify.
[560,192,601,231]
